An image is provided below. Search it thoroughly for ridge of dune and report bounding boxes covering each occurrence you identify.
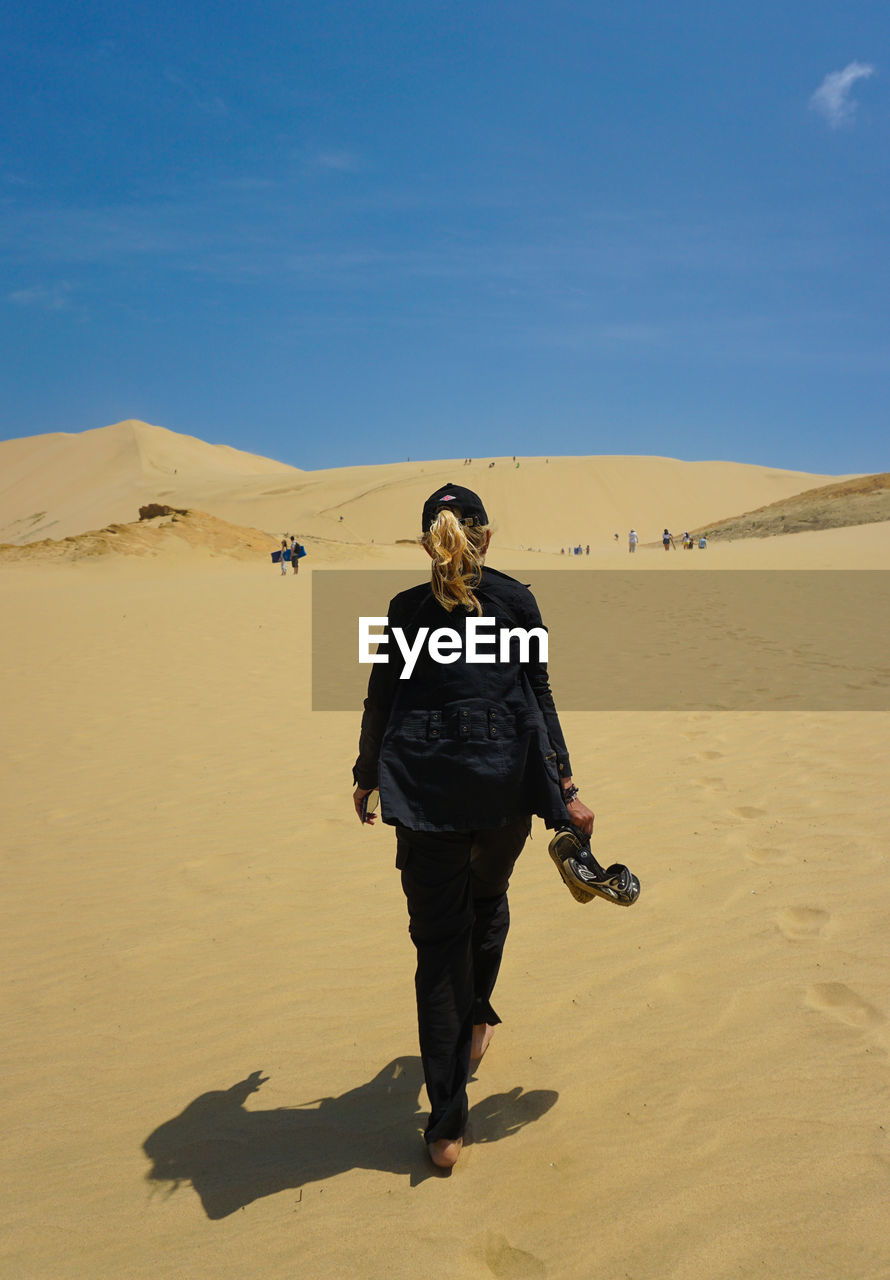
[691,471,890,541]
[158,452,850,553]
[0,420,302,545]
[0,420,850,551]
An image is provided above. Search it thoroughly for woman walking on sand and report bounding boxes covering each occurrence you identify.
[352,484,594,1170]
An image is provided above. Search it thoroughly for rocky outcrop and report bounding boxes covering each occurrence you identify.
[138,503,189,521]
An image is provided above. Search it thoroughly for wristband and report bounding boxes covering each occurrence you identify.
[562,784,579,803]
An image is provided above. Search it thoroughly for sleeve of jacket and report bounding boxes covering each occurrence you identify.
[515,587,573,779]
[352,595,404,789]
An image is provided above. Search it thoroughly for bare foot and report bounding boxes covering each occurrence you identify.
[471,1022,495,1063]
[428,1137,463,1169]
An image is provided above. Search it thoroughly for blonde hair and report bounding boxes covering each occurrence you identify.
[421,507,490,615]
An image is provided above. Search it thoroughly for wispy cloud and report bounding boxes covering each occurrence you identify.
[163,67,228,117]
[809,61,875,128]
[214,176,278,192]
[7,282,73,311]
[312,150,362,173]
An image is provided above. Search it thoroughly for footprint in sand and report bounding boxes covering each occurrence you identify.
[47,807,85,823]
[699,750,724,761]
[695,776,726,791]
[776,907,830,940]
[732,806,767,820]
[476,1233,546,1280]
[178,859,225,896]
[655,972,699,999]
[805,983,884,1030]
[746,847,791,865]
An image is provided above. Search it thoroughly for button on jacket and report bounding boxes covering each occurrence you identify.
[353,566,574,832]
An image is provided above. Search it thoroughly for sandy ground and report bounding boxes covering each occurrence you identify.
[2,514,890,1278]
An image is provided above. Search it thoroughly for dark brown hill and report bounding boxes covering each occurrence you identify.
[692,473,890,541]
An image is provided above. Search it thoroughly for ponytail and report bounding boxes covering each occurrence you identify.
[421,508,490,615]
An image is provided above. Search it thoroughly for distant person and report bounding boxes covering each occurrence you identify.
[585,545,590,555]
[699,535,707,550]
[614,533,619,542]
[628,529,638,553]
[682,531,694,550]
[292,540,302,575]
[662,529,675,552]
[279,539,289,575]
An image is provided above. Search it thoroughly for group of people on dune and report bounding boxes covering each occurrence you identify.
[626,528,707,552]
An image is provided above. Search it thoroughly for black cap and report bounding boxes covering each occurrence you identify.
[421,484,489,532]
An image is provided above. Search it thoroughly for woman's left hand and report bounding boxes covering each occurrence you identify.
[353,786,375,824]
[565,796,595,836]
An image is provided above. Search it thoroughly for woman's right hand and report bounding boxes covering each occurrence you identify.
[564,796,595,837]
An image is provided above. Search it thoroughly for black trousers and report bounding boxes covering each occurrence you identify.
[395,817,531,1144]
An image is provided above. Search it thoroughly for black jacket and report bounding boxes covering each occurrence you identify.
[353,566,574,832]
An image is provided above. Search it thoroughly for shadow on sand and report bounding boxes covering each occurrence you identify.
[143,1057,558,1217]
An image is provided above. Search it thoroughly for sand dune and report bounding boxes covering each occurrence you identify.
[2,423,889,1279]
[0,419,847,551]
[0,419,301,545]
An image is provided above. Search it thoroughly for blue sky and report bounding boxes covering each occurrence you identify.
[2,0,887,473]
